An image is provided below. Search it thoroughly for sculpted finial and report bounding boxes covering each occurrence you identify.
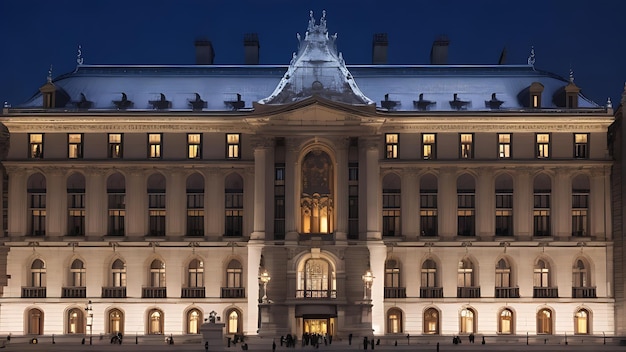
[47,65,53,82]
[76,45,84,65]
[527,46,535,68]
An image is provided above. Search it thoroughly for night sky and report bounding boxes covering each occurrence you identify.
[1,0,625,108]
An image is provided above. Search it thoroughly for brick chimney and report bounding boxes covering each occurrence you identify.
[195,39,215,65]
[372,33,388,64]
[244,33,260,65]
[430,36,449,65]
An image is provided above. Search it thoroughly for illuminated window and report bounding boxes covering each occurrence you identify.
[226,133,240,159]
[385,133,399,159]
[499,309,514,334]
[148,133,162,159]
[537,309,552,334]
[67,308,84,334]
[227,310,241,334]
[387,308,403,333]
[575,309,590,335]
[188,259,204,287]
[460,308,475,334]
[150,260,166,287]
[498,133,511,159]
[70,259,86,287]
[460,133,473,159]
[422,134,436,160]
[423,308,439,335]
[111,259,126,287]
[187,309,202,334]
[67,174,85,236]
[108,134,123,158]
[188,133,202,159]
[574,133,588,159]
[68,133,83,159]
[495,191,513,236]
[29,133,43,158]
[108,309,124,334]
[148,309,163,335]
[536,134,550,159]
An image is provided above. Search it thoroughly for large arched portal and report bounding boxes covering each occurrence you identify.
[301,150,334,234]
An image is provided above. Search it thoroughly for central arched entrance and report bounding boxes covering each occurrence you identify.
[296,305,336,336]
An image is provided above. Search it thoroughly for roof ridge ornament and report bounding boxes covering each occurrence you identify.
[527,46,535,69]
[47,65,53,83]
[77,45,84,65]
[569,66,574,83]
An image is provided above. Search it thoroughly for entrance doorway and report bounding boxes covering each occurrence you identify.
[302,316,335,335]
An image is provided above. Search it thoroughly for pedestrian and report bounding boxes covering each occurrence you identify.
[482,336,486,345]
[469,332,475,343]
[273,339,276,352]
[363,336,368,350]
[349,333,353,345]
[280,335,284,346]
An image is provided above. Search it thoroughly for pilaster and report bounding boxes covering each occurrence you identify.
[46,169,66,237]
[284,138,300,241]
[166,171,186,237]
[7,167,27,236]
[553,168,571,239]
[204,168,224,238]
[126,169,146,237]
[476,168,494,239]
[401,168,419,240]
[514,168,532,239]
[363,137,381,240]
[85,169,107,237]
[334,137,350,241]
[438,167,457,238]
[251,137,273,240]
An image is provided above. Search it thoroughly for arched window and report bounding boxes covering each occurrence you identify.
[301,150,334,234]
[108,309,124,334]
[227,260,243,288]
[111,259,126,287]
[534,259,557,298]
[70,259,86,287]
[460,308,476,334]
[387,308,403,333]
[297,258,336,298]
[30,259,46,287]
[572,259,595,298]
[420,174,438,237]
[495,259,510,287]
[423,308,439,335]
[27,173,46,236]
[421,259,441,298]
[188,259,204,287]
[67,308,84,334]
[148,309,164,335]
[187,309,202,334]
[537,308,552,334]
[498,309,514,334]
[575,309,590,334]
[150,260,166,287]
[27,308,44,335]
[227,309,242,334]
[458,258,478,298]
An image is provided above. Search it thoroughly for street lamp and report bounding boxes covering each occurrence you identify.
[85,300,93,345]
[259,269,271,303]
[362,270,374,300]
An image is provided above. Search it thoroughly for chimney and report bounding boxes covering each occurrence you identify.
[244,33,260,65]
[430,36,449,65]
[195,39,215,65]
[372,33,388,64]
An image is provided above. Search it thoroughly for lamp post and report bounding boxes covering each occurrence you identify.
[362,270,374,300]
[85,300,93,345]
[259,269,271,303]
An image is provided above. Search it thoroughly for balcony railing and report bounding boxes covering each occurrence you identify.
[457,286,481,298]
[62,287,86,298]
[102,286,127,298]
[142,287,167,298]
[384,287,407,298]
[495,287,520,298]
[420,287,443,298]
[22,287,46,298]
[572,286,596,298]
[533,286,558,298]
[221,287,245,298]
[296,289,337,299]
[182,287,206,298]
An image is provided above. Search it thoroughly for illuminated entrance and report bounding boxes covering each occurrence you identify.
[302,316,335,335]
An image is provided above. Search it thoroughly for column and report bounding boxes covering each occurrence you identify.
[7,167,27,236]
[245,242,263,335]
[364,137,381,240]
[334,137,350,241]
[125,169,146,237]
[514,168,532,240]
[401,168,419,240]
[284,138,300,240]
[46,169,66,237]
[251,138,272,240]
[438,167,456,238]
[204,168,224,238]
[476,168,494,239]
[367,242,386,335]
[553,168,571,239]
[85,169,107,237]
[166,171,186,237]
[590,167,609,239]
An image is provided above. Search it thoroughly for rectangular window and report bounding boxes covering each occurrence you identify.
[29,133,43,159]
[225,190,243,236]
[108,193,125,236]
[274,164,285,240]
[382,190,400,237]
[423,134,436,160]
[533,193,551,236]
[67,191,85,236]
[495,192,513,236]
[348,163,359,239]
[574,133,588,159]
[572,191,589,237]
[108,133,123,158]
[29,193,46,236]
[457,194,475,236]
[68,133,83,159]
[226,133,241,159]
[385,133,399,159]
[187,193,204,236]
[188,133,202,159]
[420,192,437,236]
[148,133,162,159]
[148,191,166,236]
[498,133,511,159]
[536,133,550,159]
[460,134,473,159]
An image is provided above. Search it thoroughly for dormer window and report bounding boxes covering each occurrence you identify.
[381,94,400,111]
[414,93,435,111]
[529,82,544,108]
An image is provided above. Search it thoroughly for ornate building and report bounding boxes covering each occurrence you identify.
[0,11,619,339]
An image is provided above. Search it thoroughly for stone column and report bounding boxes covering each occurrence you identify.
[514,168,532,240]
[205,168,224,238]
[590,168,610,240]
[125,169,146,237]
[553,168,571,239]
[166,171,186,237]
[364,137,381,240]
[401,168,419,240]
[334,137,350,241]
[85,169,107,237]
[251,138,272,240]
[243,167,255,238]
[246,242,263,335]
[367,242,386,335]
[7,167,27,236]
[438,167,457,238]
[476,168,494,239]
[284,138,300,241]
[46,169,66,237]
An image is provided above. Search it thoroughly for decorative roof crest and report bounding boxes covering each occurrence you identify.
[47,65,53,83]
[527,46,535,68]
[77,45,84,65]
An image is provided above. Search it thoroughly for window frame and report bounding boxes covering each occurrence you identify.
[108,133,123,159]
[385,133,399,159]
[29,133,44,159]
[459,133,474,159]
[68,133,83,159]
[536,133,551,159]
[187,133,202,159]
[574,133,589,159]
[148,133,162,159]
[422,133,437,160]
[226,133,241,159]
[498,133,511,159]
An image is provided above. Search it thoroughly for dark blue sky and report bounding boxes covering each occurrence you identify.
[1,0,624,108]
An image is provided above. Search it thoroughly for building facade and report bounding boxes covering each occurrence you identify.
[0,12,618,339]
